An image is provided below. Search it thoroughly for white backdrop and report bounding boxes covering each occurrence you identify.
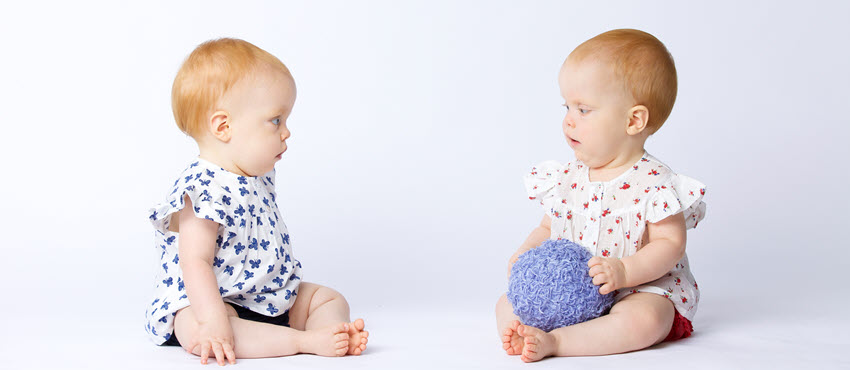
[1,1,848,369]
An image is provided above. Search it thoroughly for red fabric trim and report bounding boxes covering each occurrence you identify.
[664,310,693,342]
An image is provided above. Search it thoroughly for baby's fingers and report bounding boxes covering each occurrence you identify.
[599,282,615,295]
[587,256,602,268]
[588,264,603,277]
[200,342,211,365]
[223,342,237,365]
[211,341,226,366]
[591,273,608,286]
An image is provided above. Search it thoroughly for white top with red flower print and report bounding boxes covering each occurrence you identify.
[524,152,706,321]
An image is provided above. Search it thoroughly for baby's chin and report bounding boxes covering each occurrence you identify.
[259,165,276,176]
[242,164,275,177]
[572,150,588,164]
[266,161,280,173]
[573,152,605,169]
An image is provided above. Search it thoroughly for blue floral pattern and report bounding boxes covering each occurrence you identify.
[144,158,302,345]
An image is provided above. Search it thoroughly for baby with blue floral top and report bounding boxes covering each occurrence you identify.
[496,29,706,362]
[146,38,367,365]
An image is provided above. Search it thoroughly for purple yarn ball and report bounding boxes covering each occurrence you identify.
[507,239,615,332]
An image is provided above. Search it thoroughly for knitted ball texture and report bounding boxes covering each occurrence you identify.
[508,239,615,332]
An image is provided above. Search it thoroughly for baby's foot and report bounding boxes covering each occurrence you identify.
[346,318,369,355]
[517,324,558,363]
[300,323,350,357]
[502,320,523,355]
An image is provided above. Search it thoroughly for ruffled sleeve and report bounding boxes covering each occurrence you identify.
[645,174,706,229]
[524,161,564,212]
[148,172,229,234]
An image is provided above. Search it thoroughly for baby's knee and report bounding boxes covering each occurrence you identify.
[172,308,200,354]
[315,286,348,307]
[621,300,674,340]
[495,294,509,312]
[634,308,670,334]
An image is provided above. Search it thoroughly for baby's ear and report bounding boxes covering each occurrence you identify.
[208,110,232,142]
[626,105,649,136]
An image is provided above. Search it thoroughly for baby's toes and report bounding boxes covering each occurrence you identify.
[502,327,513,340]
[352,318,365,331]
[348,335,368,355]
[334,323,350,334]
[501,336,513,351]
[506,344,519,355]
[516,324,528,337]
[524,336,538,351]
[335,338,350,356]
[521,344,539,361]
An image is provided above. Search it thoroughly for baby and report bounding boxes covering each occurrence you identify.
[145,38,367,365]
[496,29,706,362]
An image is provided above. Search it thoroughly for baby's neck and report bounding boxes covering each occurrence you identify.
[198,143,249,177]
[586,147,645,183]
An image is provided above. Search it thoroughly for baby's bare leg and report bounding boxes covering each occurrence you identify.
[495,294,523,355]
[518,293,675,362]
[289,282,368,355]
[227,317,349,357]
[173,304,350,358]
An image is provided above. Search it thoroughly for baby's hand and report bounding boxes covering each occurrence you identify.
[185,315,237,366]
[587,256,626,295]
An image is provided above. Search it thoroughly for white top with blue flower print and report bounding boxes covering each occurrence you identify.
[524,152,705,321]
[145,158,302,345]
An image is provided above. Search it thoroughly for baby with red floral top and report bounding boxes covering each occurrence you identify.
[496,29,706,362]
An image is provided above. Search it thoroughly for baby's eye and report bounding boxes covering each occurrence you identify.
[562,103,569,112]
[579,108,589,114]
[271,118,281,125]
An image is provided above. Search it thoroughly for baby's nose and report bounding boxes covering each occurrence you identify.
[281,127,291,141]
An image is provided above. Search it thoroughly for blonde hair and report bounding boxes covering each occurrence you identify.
[171,38,291,138]
[568,29,677,134]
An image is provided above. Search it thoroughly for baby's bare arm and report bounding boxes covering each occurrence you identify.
[620,212,687,288]
[177,195,236,365]
[178,196,231,325]
[508,215,552,274]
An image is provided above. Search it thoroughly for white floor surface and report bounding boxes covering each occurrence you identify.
[4,295,846,369]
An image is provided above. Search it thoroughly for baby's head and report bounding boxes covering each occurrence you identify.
[559,29,676,167]
[172,38,295,176]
